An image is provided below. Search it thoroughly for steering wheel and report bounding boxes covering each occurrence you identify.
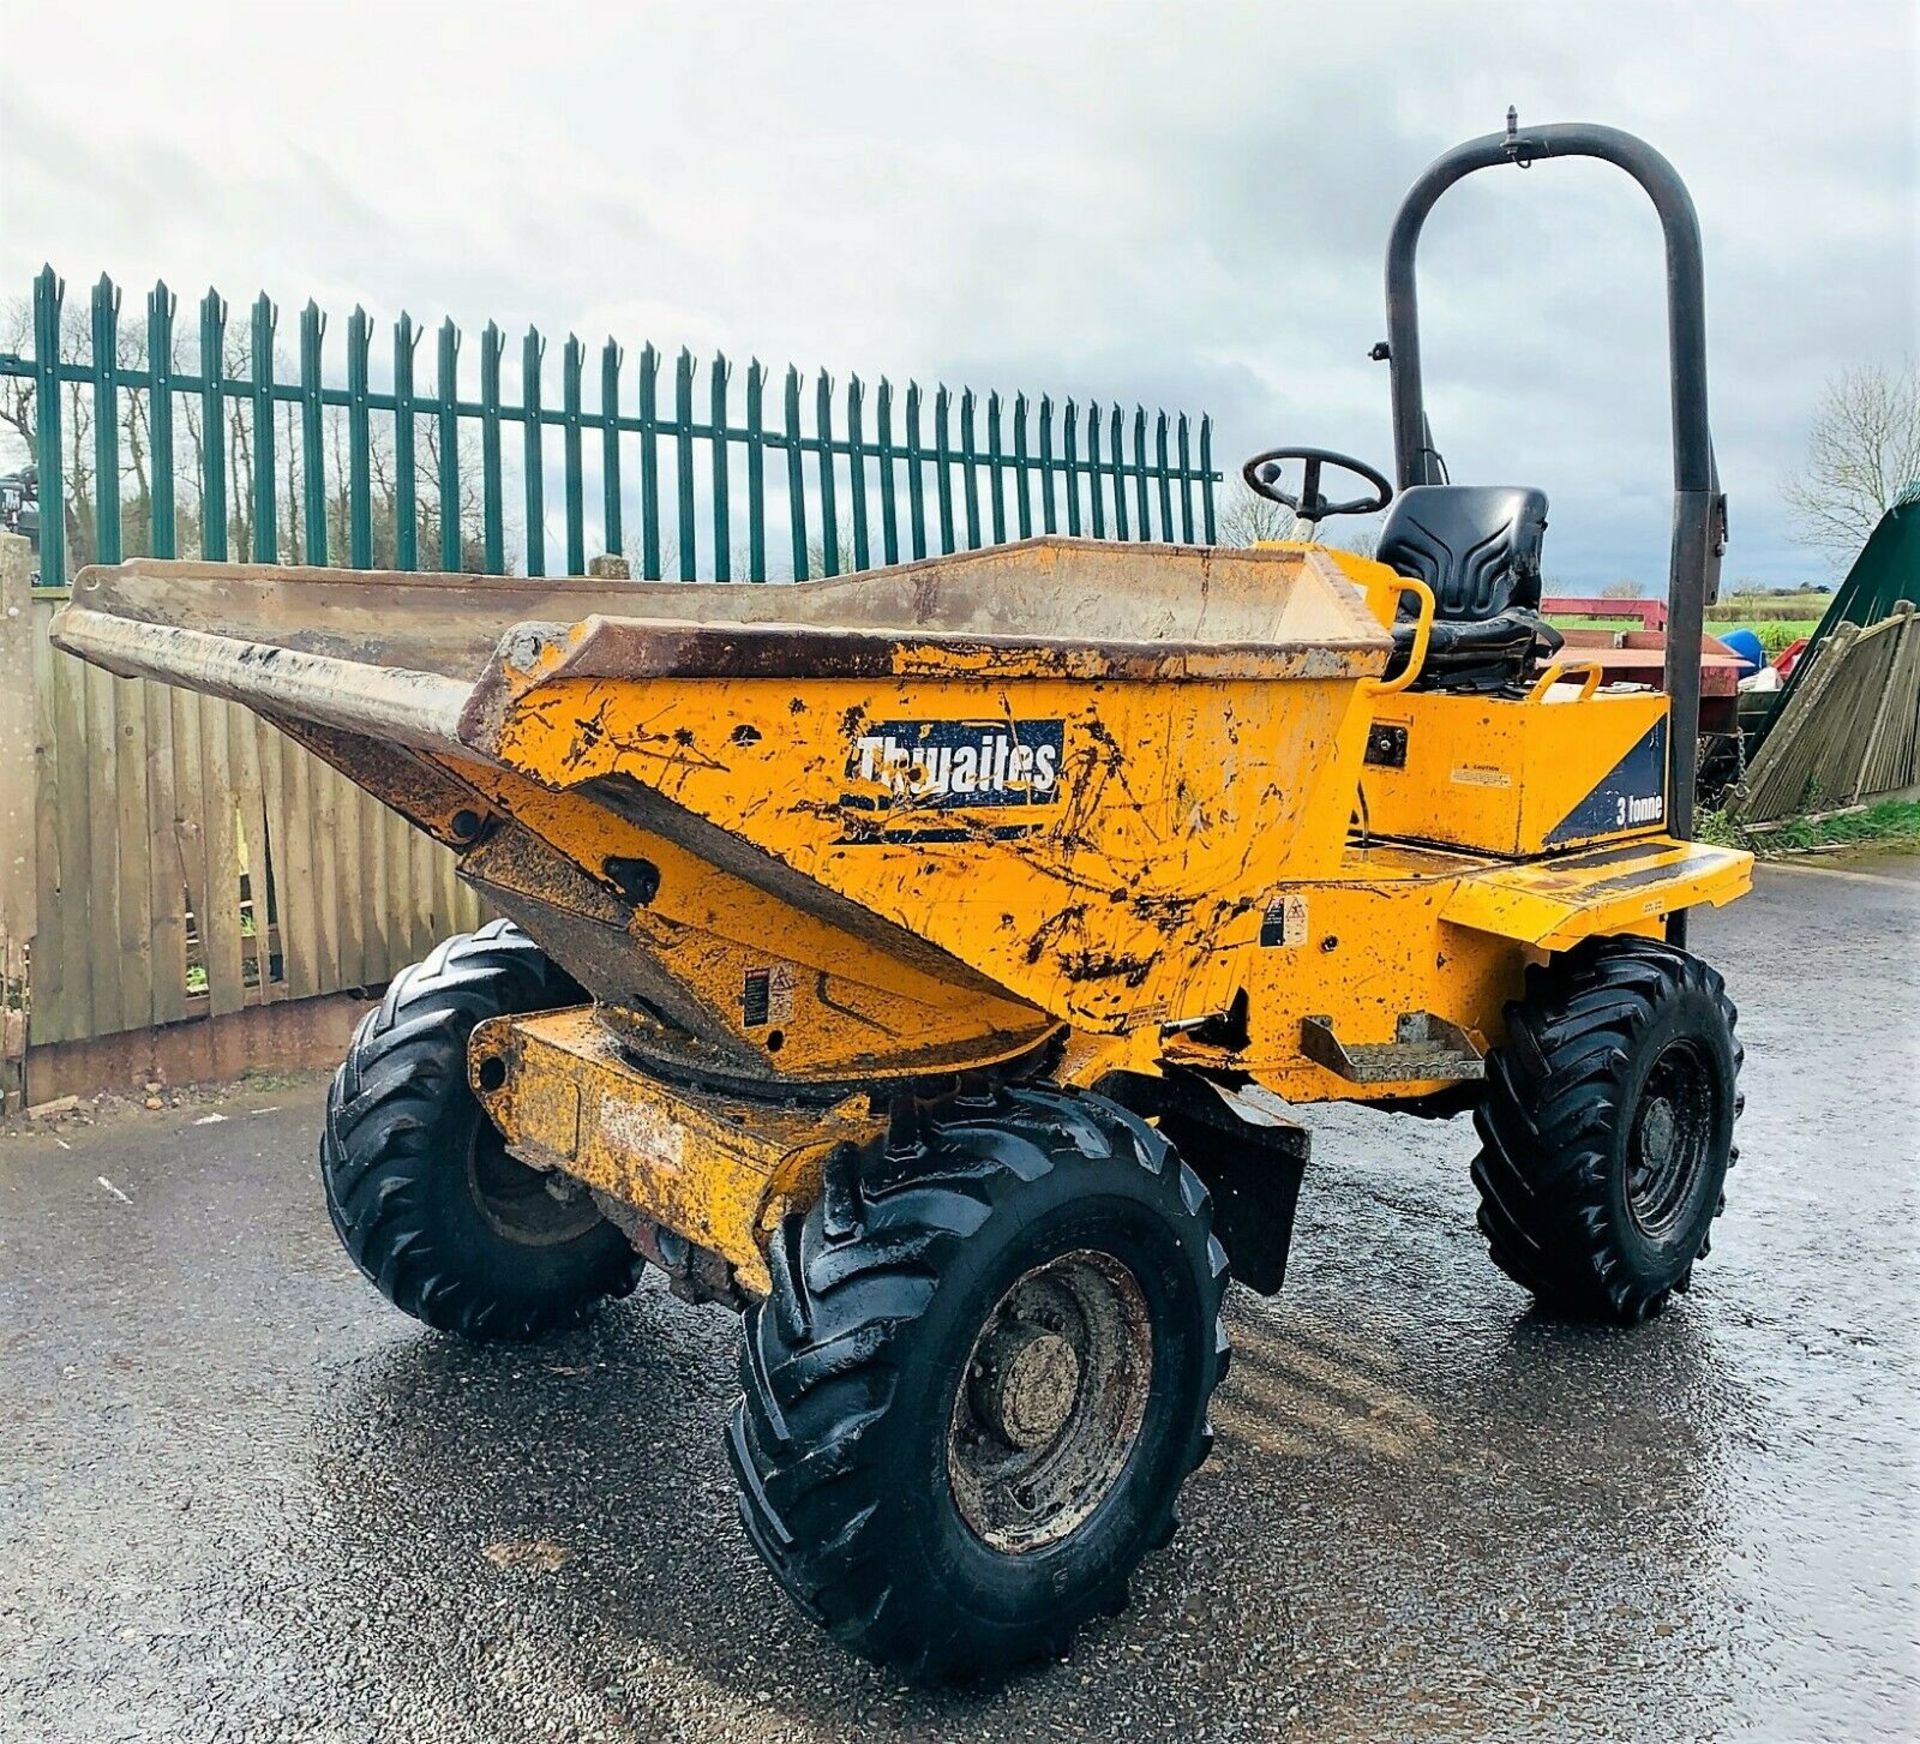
[1242,447,1393,523]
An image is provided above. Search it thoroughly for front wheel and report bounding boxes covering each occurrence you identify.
[321,920,641,1340]
[728,1084,1229,1681]
[1471,936,1743,1323]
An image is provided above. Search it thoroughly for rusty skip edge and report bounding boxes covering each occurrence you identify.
[455,617,1387,743]
[48,606,473,753]
[49,598,1389,770]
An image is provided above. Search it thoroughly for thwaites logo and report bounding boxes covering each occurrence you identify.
[840,719,1064,842]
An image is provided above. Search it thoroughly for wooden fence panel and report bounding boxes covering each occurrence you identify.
[82,663,124,1036]
[1,539,36,1105]
[11,576,488,1059]
[171,689,210,1024]
[229,707,271,1004]
[200,691,244,1018]
[144,678,187,1025]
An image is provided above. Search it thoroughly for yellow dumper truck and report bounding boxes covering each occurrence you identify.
[52,119,1749,1678]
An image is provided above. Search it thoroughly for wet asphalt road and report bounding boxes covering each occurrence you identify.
[3,857,1917,1743]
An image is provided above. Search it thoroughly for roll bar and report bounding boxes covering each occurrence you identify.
[1381,116,1727,925]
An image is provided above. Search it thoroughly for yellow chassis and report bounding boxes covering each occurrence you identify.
[51,538,1752,1299]
[466,825,1746,1297]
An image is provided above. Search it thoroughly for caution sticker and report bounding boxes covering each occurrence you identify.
[742,965,797,1027]
[1259,893,1308,948]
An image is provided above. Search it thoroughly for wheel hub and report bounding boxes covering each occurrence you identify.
[467,1124,604,1247]
[1625,1041,1716,1239]
[971,1323,1082,1450]
[1640,1097,1678,1168]
[947,1249,1154,1554]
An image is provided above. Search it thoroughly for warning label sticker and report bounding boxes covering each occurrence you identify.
[743,965,797,1027]
[1259,893,1308,949]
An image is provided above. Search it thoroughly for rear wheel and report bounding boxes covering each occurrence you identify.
[728,1084,1229,1681]
[1471,936,1742,1323]
[321,920,641,1340]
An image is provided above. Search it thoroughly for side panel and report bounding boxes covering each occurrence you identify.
[1360,686,1671,855]
[1164,835,1751,1104]
[486,670,1379,1035]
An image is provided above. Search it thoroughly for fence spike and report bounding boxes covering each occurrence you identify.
[1200,414,1216,543]
[1062,398,1082,537]
[1012,391,1032,540]
[905,380,927,560]
[199,287,229,562]
[876,376,899,566]
[522,325,548,575]
[1131,405,1150,542]
[249,292,278,563]
[674,346,697,581]
[784,363,808,581]
[745,356,767,582]
[934,384,956,555]
[1154,409,1172,544]
[601,335,624,560]
[711,349,732,582]
[147,281,177,560]
[30,268,66,585]
[479,321,505,572]
[846,373,870,573]
[391,311,419,570]
[1177,411,1194,543]
[299,300,328,566]
[958,386,981,550]
[1104,403,1124,540]
[985,389,1007,546]
[816,369,840,575]
[91,275,123,566]
[637,342,661,579]
[347,306,375,568]
[1038,393,1057,536]
[435,319,461,569]
[560,333,586,576]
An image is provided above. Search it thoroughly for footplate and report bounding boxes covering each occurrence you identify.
[467,1006,887,1296]
[1299,1011,1486,1084]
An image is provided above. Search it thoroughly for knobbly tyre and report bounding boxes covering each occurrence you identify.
[51,119,1750,1680]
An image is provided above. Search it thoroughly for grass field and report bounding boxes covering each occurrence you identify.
[1700,797,1920,857]
[1547,609,1827,658]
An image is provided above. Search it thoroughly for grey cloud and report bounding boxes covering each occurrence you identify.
[3,0,1912,588]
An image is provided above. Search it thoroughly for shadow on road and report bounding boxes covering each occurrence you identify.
[280,1273,1750,1742]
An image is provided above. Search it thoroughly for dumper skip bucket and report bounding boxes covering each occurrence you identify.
[52,537,1393,1066]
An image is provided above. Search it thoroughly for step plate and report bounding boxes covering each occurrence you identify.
[1299,1012,1486,1085]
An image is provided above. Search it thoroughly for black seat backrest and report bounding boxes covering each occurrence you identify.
[1377,485,1548,622]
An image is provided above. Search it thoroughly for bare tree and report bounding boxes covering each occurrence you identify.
[1215,482,1300,547]
[1214,483,1392,561]
[1782,359,1920,563]
[1324,523,1380,561]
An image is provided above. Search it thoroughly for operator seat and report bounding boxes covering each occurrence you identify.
[1379,484,1563,692]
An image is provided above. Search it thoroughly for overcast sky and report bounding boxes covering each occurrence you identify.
[4,0,1914,588]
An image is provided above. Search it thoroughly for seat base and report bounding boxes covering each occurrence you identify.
[1389,609,1564,694]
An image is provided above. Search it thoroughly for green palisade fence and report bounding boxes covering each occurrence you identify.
[3,266,1220,592]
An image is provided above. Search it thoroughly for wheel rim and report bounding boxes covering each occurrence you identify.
[466,1122,602,1247]
[947,1249,1154,1554]
[1625,1038,1716,1239]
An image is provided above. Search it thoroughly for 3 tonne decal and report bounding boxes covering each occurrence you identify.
[1547,719,1668,845]
[840,719,1065,841]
